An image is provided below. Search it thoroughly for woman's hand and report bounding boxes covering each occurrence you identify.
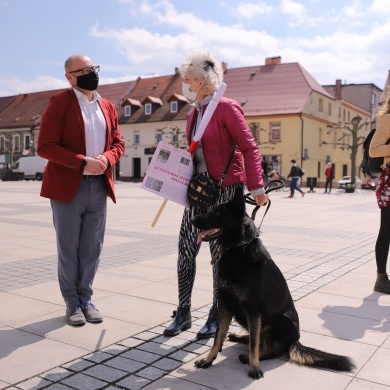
[253,194,269,206]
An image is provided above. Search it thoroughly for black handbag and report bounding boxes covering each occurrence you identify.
[360,128,390,178]
[187,145,236,208]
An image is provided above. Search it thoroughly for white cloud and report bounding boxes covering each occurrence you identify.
[0,76,68,97]
[1,0,389,96]
[280,0,308,26]
[235,1,274,19]
[280,0,306,17]
[342,0,365,17]
[371,0,390,14]
[85,0,389,89]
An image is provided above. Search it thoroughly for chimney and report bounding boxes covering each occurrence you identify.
[174,67,180,76]
[222,61,228,74]
[335,79,342,100]
[265,56,281,65]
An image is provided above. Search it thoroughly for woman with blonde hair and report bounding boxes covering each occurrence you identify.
[163,49,269,338]
[369,97,390,294]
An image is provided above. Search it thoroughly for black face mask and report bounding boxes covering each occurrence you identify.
[76,71,99,91]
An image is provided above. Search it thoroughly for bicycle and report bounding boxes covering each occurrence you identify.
[267,176,290,192]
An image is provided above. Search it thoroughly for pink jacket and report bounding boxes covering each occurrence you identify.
[186,97,264,192]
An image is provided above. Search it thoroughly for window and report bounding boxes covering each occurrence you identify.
[133,130,140,145]
[261,155,281,177]
[0,135,5,153]
[270,122,281,142]
[347,111,350,121]
[343,109,346,121]
[328,103,332,115]
[124,105,131,117]
[319,98,323,112]
[156,130,163,144]
[170,101,178,113]
[145,103,152,115]
[338,107,341,118]
[12,134,20,152]
[24,135,31,149]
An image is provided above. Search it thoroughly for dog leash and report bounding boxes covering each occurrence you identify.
[244,179,284,230]
[210,179,284,264]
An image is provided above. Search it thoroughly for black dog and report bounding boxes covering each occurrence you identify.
[191,190,355,379]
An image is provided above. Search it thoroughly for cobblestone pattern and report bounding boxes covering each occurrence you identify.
[8,318,240,390]
[0,224,376,294]
[3,234,377,389]
[1,198,378,389]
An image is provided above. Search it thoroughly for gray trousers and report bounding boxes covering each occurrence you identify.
[50,176,107,308]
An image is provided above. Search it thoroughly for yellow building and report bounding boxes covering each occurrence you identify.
[222,57,371,185]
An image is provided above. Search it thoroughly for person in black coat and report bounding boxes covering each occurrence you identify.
[287,159,305,198]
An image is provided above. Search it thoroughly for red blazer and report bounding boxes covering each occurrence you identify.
[38,89,125,203]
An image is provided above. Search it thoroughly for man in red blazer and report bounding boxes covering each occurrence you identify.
[38,54,125,326]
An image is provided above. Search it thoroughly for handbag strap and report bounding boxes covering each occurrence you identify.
[218,144,236,186]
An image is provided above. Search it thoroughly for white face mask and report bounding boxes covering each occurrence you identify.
[182,82,198,101]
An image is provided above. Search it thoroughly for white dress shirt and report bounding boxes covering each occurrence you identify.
[72,88,106,163]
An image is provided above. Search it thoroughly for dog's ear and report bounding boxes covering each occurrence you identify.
[232,189,246,215]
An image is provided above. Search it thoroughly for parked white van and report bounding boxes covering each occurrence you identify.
[13,156,47,181]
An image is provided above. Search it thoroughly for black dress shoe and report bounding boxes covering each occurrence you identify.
[163,306,192,337]
[197,308,217,339]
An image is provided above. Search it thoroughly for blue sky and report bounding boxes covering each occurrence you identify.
[1,0,389,97]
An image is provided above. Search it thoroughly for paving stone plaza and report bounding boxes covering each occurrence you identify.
[1,181,390,389]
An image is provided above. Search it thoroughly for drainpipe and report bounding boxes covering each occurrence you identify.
[300,114,304,167]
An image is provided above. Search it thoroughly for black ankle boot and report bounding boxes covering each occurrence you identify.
[197,309,218,339]
[163,306,192,337]
[374,272,390,294]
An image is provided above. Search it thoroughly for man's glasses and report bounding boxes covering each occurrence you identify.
[69,65,100,75]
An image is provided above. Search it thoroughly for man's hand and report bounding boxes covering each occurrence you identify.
[83,156,106,175]
[96,154,109,170]
[253,193,269,206]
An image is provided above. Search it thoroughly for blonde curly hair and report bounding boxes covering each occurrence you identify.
[180,48,224,96]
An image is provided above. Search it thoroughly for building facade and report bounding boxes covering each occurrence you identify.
[0,58,376,186]
[323,80,382,129]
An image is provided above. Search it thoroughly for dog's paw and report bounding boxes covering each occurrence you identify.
[228,332,240,342]
[194,358,212,369]
[248,367,264,380]
[228,332,249,344]
[239,353,249,364]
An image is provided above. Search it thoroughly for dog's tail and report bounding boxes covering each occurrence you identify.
[289,341,355,372]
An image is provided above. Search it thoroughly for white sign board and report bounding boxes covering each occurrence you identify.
[141,141,193,207]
